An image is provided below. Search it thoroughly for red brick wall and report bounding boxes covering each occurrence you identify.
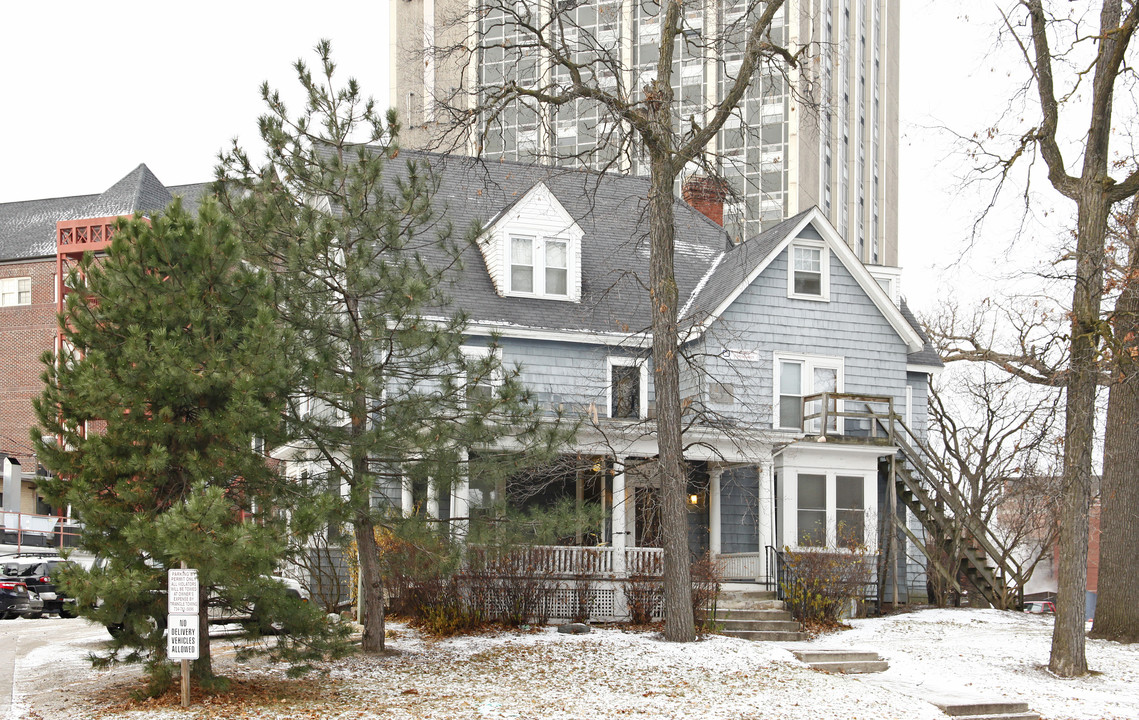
[0,257,57,468]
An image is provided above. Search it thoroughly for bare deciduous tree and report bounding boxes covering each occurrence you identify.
[956,0,1139,675]
[421,0,807,643]
[924,367,1063,610]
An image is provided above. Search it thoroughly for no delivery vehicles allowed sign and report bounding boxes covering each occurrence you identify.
[167,568,199,660]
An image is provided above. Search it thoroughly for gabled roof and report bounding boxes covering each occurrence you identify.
[899,298,944,371]
[680,207,927,354]
[0,165,209,261]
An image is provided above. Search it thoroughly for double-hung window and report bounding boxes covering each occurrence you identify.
[462,346,502,403]
[509,235,570,299]
[775,354,843,432]
[510,236,535,293]
[607,357,647,420]
[0,277,31,307]
[787,242,829,300]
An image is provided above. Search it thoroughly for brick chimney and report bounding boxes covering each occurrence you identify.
[681,175,729,227]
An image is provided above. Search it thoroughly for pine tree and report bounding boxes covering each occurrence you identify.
[32,199,342,695]
[216,42,572,653]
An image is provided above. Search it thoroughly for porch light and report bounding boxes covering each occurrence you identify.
[688,493,700,506]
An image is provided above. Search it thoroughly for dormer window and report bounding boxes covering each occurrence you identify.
[788,242,829,301]
[478,182,583,302]
[508,234,570,298]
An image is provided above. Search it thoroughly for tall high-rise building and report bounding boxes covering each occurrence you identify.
[391,0,900,267]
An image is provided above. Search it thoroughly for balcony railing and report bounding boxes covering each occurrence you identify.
[801,392,896,439]
[0,510,82,552]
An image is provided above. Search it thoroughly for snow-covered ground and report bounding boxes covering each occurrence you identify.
[9,608,1138,720]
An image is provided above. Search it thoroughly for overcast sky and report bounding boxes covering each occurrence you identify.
[0,1,1036,315]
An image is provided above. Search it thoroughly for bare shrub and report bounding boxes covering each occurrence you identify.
[463,545,561,626]
[781,541,875,631]
[690,554,723,632]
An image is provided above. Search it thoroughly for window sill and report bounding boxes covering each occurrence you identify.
[787,292,830,302]
[503,290,578,303]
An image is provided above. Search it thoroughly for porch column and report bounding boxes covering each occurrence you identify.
[451,450,470,540]
[427,477,439,520]
[611,457,627,575]
[401,475,414,517]
[709,467,722,556]
[758,460,775,554]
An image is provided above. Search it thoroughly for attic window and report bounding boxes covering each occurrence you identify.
[788,242,829,301]
[508,234,570,299]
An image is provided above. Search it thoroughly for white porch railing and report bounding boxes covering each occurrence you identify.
[468,545,665,578]
[625,547,664,575]
[532,545,616,575]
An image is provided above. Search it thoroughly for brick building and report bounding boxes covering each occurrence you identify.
[0,165,207,517]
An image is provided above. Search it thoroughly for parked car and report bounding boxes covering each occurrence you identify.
[0,578,32,619]
[0,556,78,617]
[1024,600,1056,614]
[21,591,45,619]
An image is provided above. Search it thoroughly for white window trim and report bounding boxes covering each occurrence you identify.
[773,353,844,431]
[606,356,648,420]
[0,276,31,307]
[462,345,504,400]
[505,233,575,300]
[788,469,875,551]
[786,240,830,302]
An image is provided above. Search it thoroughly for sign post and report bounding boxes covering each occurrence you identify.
[168,567,199,707]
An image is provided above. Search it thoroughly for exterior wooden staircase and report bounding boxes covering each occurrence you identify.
[805,393,1026,609]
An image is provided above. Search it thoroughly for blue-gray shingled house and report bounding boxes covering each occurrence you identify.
[271,151,953,614]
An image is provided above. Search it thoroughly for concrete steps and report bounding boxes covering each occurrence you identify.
[792,649,889,674]
[715,590,809,642]
[933,700,1039,720]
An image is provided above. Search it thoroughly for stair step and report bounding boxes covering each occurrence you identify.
[935,701,1031,717]
[792,650,881,664]
[718,619,802,632]
[790,649,889,674]
[716,599,785,610]
[805,660,890,674]
[717,590,777,602]
[947,715,1038,720]
[714,609,794,621]
[722,629,809,642]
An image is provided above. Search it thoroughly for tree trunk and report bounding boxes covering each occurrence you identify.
[1090,239,1139,643]
[1049,190,1108,677]
[355,514,386,652]
[647,146,695,642]
[192,581,214,685]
